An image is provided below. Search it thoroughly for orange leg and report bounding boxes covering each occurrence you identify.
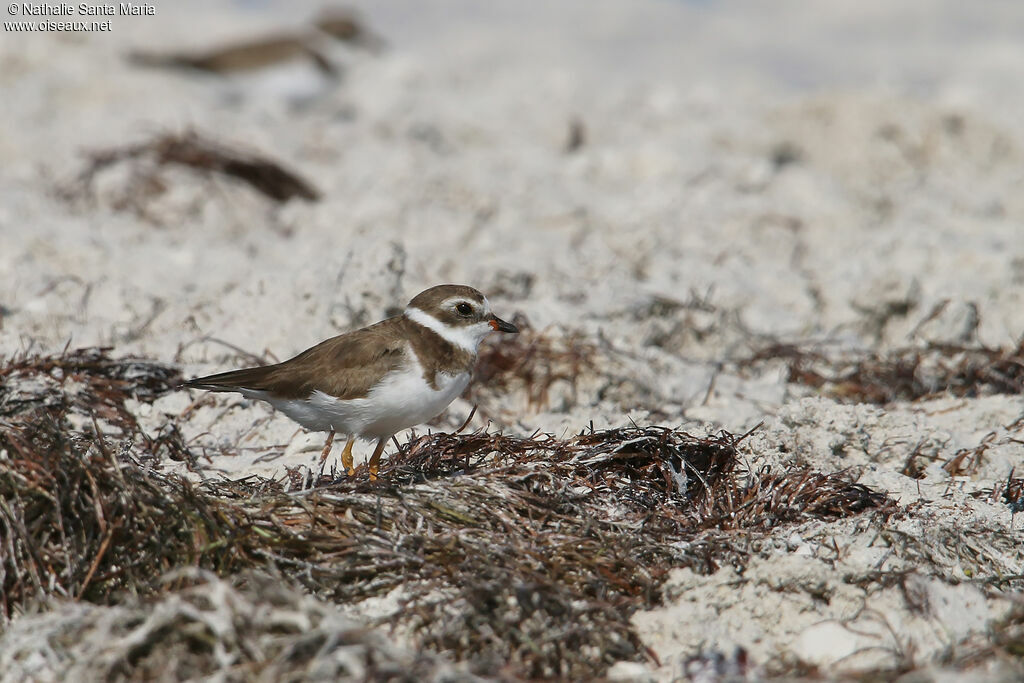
[340,436,355,477]
[318,430,335,466]
[367,438,387,481]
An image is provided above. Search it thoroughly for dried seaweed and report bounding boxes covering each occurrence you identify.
[1003,472,1024,515]
[1,347,895,678]
[0,348,241,617]
[73,130,320,207]
[0,571,467,682]
[469,317,598,411]
[196,427,891,677]
[0,346,180,432]
[969,468,1024,515]
[0,415,253,614]
[743,339,1024,404]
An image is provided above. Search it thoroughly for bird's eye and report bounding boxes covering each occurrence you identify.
[456,302,473,316]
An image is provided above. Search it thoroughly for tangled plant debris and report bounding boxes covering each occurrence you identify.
[1,347,896,678]
[0,571,466,682]
[742,339,1024,404]
[469,316,598,413]
[970,468,1024,516]
[0,346,187,460]
[0,346,178,435]
[0,414,257,612]
[68,130,320,212]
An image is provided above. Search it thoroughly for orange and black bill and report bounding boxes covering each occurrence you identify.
[489,316,518,333]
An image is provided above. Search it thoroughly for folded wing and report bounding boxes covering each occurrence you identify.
[184,319,408,401]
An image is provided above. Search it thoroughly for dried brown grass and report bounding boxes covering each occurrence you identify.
[744,339,1024,404]
[469,317,598,412]
[1,346,896,679]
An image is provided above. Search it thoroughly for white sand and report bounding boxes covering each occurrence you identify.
[2,0,1023,678]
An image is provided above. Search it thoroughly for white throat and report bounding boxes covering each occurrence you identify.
[405,306,487,353]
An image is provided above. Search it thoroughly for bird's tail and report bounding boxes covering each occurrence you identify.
[182,365,277,393]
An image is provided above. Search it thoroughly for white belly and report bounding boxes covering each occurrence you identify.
[263,366,470,439]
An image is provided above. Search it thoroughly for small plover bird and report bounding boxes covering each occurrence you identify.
[184,284,518,478]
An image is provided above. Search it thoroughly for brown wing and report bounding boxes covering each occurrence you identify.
[184,317,408,401]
